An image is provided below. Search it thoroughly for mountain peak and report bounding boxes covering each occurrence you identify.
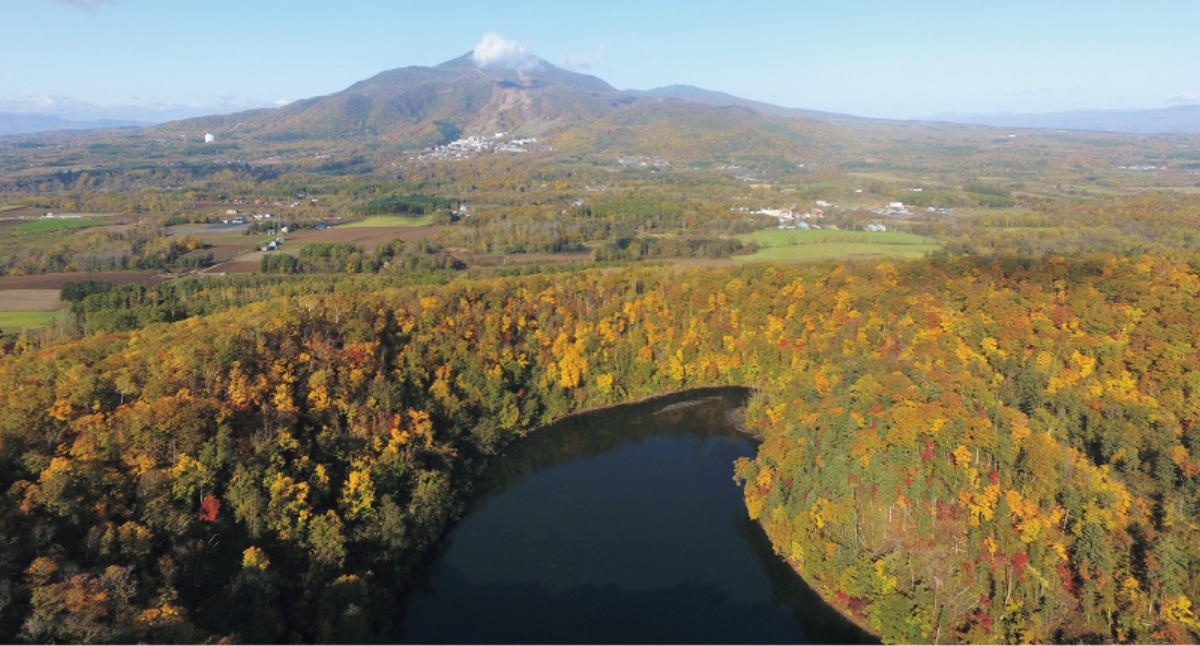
[169,50,625,144]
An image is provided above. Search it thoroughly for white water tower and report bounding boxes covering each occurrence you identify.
[204,133,216,143]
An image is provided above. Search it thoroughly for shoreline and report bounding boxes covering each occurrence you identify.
[477,384,882,643]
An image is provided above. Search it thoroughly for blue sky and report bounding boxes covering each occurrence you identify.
[3,0,1199,122]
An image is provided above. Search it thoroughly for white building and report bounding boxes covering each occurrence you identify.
[204,133,216,143]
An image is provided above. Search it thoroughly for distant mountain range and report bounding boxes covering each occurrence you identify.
[6,55,1199,141]
[931,104,1200,135]
[0,112,149,136]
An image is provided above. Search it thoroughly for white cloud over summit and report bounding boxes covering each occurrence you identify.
[472,33,539,71]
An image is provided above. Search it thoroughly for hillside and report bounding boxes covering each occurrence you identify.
[151,54,634,145]
[635,85,864,124]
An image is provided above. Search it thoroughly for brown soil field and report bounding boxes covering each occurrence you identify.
[0,289,63,311]
[203,261,260,275]
[0,207,50,220]
[198,243,256,263]
[287,225,446,251]
[0,271,163,290]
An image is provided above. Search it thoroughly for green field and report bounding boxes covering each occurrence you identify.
[16,218,108,232]
[0,310,63,330]
[0,204,21,212]
[340,214,434,228]
[734,228,943,262]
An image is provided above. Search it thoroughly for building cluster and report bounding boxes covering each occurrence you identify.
[875,201,911,216]
[413,132,546,162]
[617,155,671,169]
[735,203,828,230]
[220,211,276,225]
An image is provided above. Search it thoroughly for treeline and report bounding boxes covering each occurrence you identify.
[0,221,207,276]
[52,270,470,338]
[3,257,1200,642]
[351,194,455,217]
[929,192,1200,257]
[260,240,465,276]
[589,235,745,261]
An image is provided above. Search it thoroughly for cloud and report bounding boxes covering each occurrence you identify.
[472,32,539,71]
[0,94,92,114]
[560,53,594,71]
[1167,92,1200,105]
[49,0,117,11]
[0,93,278,123]
[560,44,609,73]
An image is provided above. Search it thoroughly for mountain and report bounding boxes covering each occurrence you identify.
[634,84,861,123]
[155,54,637,145]
[0,112,149,136]
[932,104,1200,135]
[149,54,873,150]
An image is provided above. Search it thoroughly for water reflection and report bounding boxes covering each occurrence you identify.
[397,387,876,644]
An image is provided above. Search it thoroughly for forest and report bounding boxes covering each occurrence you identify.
[1,254,1200,642]
[5,104,1200,644]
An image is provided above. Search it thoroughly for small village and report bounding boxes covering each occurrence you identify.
[411,132,548,162]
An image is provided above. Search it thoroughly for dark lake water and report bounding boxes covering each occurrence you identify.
[397,388,875,644]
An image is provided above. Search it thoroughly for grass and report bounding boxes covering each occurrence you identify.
[340,214,435,228]
[0,204,21,212]
[734,228,943,262]
[0,310,64,331]
[16,218,107,232]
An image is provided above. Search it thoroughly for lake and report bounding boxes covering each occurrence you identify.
[397,387,875,644]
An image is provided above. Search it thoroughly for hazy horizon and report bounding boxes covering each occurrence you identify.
[5,0,1200,124]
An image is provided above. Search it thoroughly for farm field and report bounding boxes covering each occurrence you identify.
[0,288,65,331]
[0,271,162,290]
[15,218,108,232]
[734,228,943,262]
[0,310,63,331]
[286,223,444,251]
[341,214,435,227]
[196,223,450,273]
[0,289,63,311]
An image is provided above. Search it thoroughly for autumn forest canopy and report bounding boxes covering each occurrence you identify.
[6,58,1200,644]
